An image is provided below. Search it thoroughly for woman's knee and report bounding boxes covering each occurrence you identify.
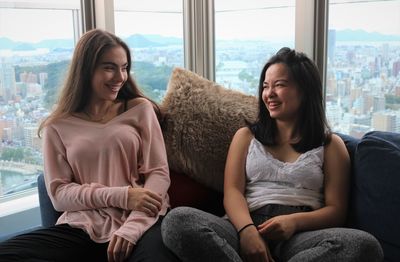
[347,229,383,261]
[162,207,198,231]
[319,228,383,261]
[161,207,204,246]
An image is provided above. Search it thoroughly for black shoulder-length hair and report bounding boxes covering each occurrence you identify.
[248,47,331,152]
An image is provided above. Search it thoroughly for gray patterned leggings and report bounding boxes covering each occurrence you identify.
[161,206,383,262]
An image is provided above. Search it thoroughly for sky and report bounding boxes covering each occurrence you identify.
[0,0,399,43]
[329,0,400,35]
[0,8,75,42]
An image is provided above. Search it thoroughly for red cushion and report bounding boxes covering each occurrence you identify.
[168,171,224,216]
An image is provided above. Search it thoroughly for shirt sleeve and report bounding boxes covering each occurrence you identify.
[113,101,171,244]
[43,125,129,212]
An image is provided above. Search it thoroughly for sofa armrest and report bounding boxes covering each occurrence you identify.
[37,174,62,227]
[348,131,400,261]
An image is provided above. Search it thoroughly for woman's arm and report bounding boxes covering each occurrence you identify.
[224,127,273,261]
[224,127,254,229]
[128,98,170,207]
[113,98,170,244]
[258,134,350,240]
[43,126,129,212]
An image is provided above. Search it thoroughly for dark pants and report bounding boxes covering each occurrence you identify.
[0,217,179,262]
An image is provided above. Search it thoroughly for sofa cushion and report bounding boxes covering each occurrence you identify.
[160,67,257,192]
[350,131,400,261]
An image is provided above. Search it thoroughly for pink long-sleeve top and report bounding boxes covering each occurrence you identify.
[42,100,170,244]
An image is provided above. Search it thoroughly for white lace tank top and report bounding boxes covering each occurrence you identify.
[245,138,325,211]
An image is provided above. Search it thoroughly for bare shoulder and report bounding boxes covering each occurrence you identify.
[234,126,253,139]
[324,133,349,159]
[326,133,346,149]
[231,127,254,148]
[126,97,151,110]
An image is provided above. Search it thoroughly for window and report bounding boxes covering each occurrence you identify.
[114,0,184,102]
[327,0,400,137]
[0,0,80,234]
[214,0,296,95]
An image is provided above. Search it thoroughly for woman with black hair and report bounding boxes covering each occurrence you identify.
[161,47,383,262]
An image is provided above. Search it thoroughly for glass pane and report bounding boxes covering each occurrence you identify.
[215,0,295,95]
[114,0,184,102]
[327,0,400,137]
[0,0,80,213]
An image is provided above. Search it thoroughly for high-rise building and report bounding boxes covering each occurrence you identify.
[20,72,38,84]
[328,29,336,63]
[2,127,12,142]
[39,72,48,87]
[372,112,397,132]
[395,85,400,97]
[0,58,17,101]
[373,96,386,112]
[393,60,400,77]
[23,126,38,148]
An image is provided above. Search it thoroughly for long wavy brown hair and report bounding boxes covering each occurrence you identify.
[38,29,161,136]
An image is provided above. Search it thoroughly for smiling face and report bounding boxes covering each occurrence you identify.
[90,46,128,102]
[262,63,302,123]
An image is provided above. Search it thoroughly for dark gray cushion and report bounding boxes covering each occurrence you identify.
[351,131,400,261]
[37,174,61,227]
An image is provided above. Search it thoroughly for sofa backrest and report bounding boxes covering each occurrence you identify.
[345,131,400,261]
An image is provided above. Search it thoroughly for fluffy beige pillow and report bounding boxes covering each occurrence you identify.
[160,67,257,192]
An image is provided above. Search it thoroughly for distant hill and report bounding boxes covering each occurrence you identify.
[1,30,398,50]
[333,29,400,41]
[36,39,74,49]
[0,34,182,50]
[124,34,182,48]
[0,37,16,49]
[139,34,182,45]
[13,43,36,51]
[0,37,74,50]
[124,34,161,48]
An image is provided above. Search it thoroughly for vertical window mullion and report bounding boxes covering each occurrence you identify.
[295,0,315,58]
[183,0,215,80]
[203,0,215,82]
[92,0,114,33]
[72,8,82,45]
[80,0,95,32]
[314,0,328,98]
[183,0,195,73]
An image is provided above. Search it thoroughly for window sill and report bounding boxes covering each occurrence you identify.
[0,190,39,217]
[0,190,41,238]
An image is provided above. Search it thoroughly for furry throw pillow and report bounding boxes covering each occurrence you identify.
[160,67,257,192]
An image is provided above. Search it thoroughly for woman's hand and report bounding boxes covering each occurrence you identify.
[107,234,134,262]
[239,225,275,262]
[257,214,297,241]
[127,188,162,217]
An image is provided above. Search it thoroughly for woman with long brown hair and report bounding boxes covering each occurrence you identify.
[0,29,178,262]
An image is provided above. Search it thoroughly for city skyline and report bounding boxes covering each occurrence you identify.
[0,1,399,42]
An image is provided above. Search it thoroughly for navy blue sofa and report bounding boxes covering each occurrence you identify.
[18,131,400,261]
